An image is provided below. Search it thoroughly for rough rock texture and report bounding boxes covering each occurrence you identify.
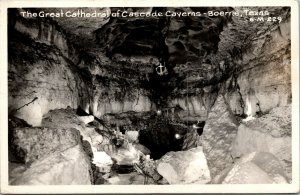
[42,109,111,158]
[238,18,291,114]
[125,131,139,143]
[8,8,156,126]
[42,109,105,150]
[92,87,153,118]
[231,105,292,180]
[201,95,238,178]
[9,114,93,185]
[11,127,81,164]
[96,8,163,64]
[10,145,92,185]
[157,146,211,184]
[108,143,141,165]
[182,129,202,150]
[167,91,218,121]
[236,42,291,116]
[8,7,291,122]
[46,8,110,50]
[9,9,79,63]
[165,7,231,64]
[8,30,91,126]
[212,152,289,184]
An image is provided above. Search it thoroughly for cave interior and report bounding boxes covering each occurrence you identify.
[7,7,292,185]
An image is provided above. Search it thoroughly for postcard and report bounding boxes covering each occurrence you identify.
[0,0,299,194]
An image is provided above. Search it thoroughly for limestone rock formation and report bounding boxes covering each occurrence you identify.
[201,95,238,178]
[212,152,289,184]
[157,146,211,184]
[9,118,93,185]
[11,127,82,163]
[231,105,292,180]
[8,32,91,126]
[166,7,231,64]
[79,115,95,124]
[10,145,92,185]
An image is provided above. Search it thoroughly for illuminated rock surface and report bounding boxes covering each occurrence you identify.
[157,147,211,184]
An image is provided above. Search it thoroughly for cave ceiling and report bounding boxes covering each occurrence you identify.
[47,7,232,66]
[27,7,289,99]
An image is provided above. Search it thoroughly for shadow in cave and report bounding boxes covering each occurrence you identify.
[194,121,206,136]
[76,106,90,116]
[138,116,187,160]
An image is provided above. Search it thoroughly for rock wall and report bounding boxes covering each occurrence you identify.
[10,145,92,185]
[8,9,155,126]
[9,9,79,64]
[91,87,153,118]
[200,95,238,178]
[9,125,92,185]
[227,19,291,116]
[231,105,292,181]
[168,85,219,121]
[194,16,291,181]
[8,31,91,126]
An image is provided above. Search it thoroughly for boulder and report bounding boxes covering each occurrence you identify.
[133,143,151,155]
[212,152,289,184]
[92,151,113,173]
[125,130,139,143]
[182,128,202,150]
[109,143,140,165]
[231,105,292,180]
[201,95,238,178]
[156,146,211,184]
[10,145,92,185]
[11,127,81,163]
[42,109,110,159]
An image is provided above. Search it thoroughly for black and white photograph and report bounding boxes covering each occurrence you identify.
[0,0,299,194]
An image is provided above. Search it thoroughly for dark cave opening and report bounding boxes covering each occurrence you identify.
[76,106,89,116]
[138,116,187,160]
[194,121,206,136]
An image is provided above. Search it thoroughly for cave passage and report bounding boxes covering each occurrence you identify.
[138,116,187,159]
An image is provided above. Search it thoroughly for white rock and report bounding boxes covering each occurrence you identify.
[78,115,94,124]
[212,152,289,184]
[231,106,292,180]
[10,145,92,185]
[157,146,211,184]
[92,151,113,166]
[125,131,139,143]
[92,151,113,173]
[110,143,140,165]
